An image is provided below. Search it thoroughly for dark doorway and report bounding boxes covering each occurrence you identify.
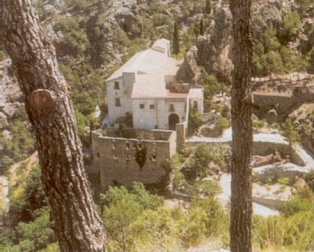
[169,113,179,130]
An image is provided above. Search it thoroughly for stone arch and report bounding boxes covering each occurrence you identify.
[169,113,179,130]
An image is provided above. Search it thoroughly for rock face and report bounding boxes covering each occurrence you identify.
[290,103,314,154]
[176,46,203,83]
[178,0,296,83]
[0,59,24,132]
[0,59,23,107]
[195,4,233,83]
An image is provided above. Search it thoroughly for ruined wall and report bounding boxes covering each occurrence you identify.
[253,91,314,115]
[252,141,289,158]
[253,92,295,114]
[92,129,177,191]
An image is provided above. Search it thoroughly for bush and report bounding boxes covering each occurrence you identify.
[252,119,265,130]
[199,74,227,101]
[252,172,259,183]
[188,111,203,135]
[184,143,227,179]
[278,177,290,186]
[281,187,314,217]
[216,116,229,130]
[173,171,185,190]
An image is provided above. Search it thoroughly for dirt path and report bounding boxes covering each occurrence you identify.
[1,152,38,214]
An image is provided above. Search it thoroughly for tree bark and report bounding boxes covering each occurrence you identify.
[1,1,107,251]
[229,0,253,251]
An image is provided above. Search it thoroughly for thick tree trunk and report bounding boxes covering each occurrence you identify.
[1,1,107,251]
[229,0,253,251]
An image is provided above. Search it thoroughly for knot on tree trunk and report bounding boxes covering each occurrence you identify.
[31,89,56,109]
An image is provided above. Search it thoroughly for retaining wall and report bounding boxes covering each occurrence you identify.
[253,196,284,211]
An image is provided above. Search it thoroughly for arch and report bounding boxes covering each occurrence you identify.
[169,113,179,130]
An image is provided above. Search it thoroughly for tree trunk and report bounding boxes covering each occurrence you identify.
[229,0,253,251]
[1,1,107,251]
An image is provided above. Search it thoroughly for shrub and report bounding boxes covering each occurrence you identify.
[252,119,265,130]
[252,172,259,183]
[188,111,203,135]
[278,177,290,186]
[184,144,227,179]
[199,74,227,101]
[216,116,230,130]
[281,187,314,217]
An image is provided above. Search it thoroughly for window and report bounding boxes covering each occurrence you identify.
[149,104,154,109]
[169,104,175,112]
[140,104,144,109]
[114,81,120,89]
[115,98,121,107]
[193,101,198,109]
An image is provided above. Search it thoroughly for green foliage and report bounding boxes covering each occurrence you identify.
[280,11,301,43]
[188,110,203,135]
[173,171,185,190]
[12,207,55,252]
[135,144,147,169]
[121,129,138,139]
[59,63,104,116]
[172,22,180,55]
[101,182,163,210]
[0,165,56,252]
[252,118,265,130]
[199,74,227,101]
[54,17,89,57]
[129,207,184,251]
[263,51,285,74]
[281,186,314,217]
[305,170,314,192]
[216,115,230,130]
[278,177,290,186]
[262,29,281,53]
[252,172,259,183]
[167,153,184,170]
[184,143,227,179]
[280,46,307,72]
[281,118,301,144]
[205,0,211,14]
[9,165,47,224]
[200,18,204,36]
[2,111,35,169]
[100,181,227,251]
[253,26,307,76]
[101,183,164,252]
[307,46,314,72]
[253,188,314,251]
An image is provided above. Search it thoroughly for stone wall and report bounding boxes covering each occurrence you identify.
[253,92,295,114]
[257,166,307,185]
[253,91,314,116]
[92,129,177,191]
[252,141,289,158]
[253,196,284,211]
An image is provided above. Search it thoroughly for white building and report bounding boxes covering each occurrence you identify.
[106,38,203,131]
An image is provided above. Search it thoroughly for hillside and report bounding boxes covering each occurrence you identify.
[1,0,314,184]
[2,1,314,250]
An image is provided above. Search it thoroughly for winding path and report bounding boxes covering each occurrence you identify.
[187,128,314,216]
